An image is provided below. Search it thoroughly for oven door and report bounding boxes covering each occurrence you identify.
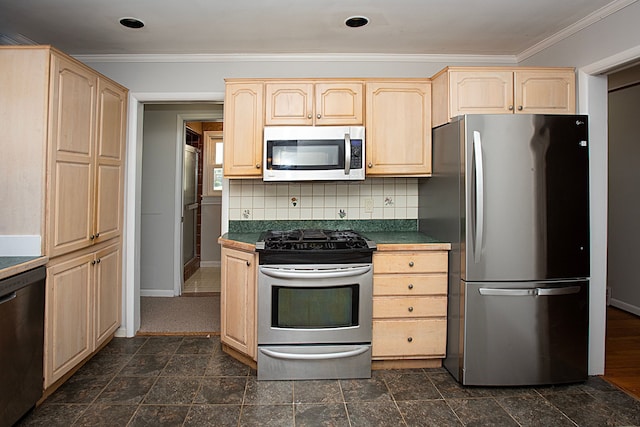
[257,263,373,345]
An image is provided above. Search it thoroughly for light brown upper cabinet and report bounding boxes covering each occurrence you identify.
[47,54,127,257]
[265,81,364,126]
[431,67,576,127]
[223,81,264,178]
[365,80,432,176]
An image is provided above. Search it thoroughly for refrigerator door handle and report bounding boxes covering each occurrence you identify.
[473,131,485,262]
[478,286,582,296]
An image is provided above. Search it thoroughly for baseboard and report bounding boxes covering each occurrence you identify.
[140,289,175,297]
[200,260,221,268]
[610,298,640,316]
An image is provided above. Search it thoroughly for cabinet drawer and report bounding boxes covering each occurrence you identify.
[373,296,447,319]
[372,319,446,358]
[374,273,447,296]
[373,251,448,274]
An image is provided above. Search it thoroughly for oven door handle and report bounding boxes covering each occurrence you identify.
[260,265,371,279]
[259,346,369,361]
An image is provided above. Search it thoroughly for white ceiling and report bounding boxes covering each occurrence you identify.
[0,0,627,57]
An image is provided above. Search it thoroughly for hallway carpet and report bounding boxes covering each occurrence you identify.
[139,296,220,334]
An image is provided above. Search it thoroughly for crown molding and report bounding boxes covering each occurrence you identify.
[517,0,637,62]
[74,52,517,65]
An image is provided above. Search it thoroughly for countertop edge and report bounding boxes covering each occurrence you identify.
[0,256,49,281]
[218,236,256,252]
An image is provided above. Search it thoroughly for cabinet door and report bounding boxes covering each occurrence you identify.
[220,247,257,359]
[95,79,127,243]
[315,82,364,125]
[514,69,576,114]
[366,81,432,175]
[265,82,314,125]
[45,253,94,387]
[47,54,97,257]
[94,243,122,348]
[223,83,264,177]
[449,70,514,115]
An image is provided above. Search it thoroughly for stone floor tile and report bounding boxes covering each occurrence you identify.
[244,377,293,405]
[340,372,393,403]
[137,336,184,355]
[184,404,242,426]
[346,400,406,427]
[496,394,575,427]
[194,377,247,404]
[44,375,111,404]
[72,403,138,426]
[205,352,252,376]
[128,404,190,427]
[293,380,342,404]
[162,354,210,376]
[397,399,462,427]
[119,353,171,377]
[382,370,441,401]
[295,403,350,427]
[447,397,519,426]
[143,376,201,404]
[94,376,156,405]
[15,403,87,427]
[239,404,294,427]
[176,335,221,354]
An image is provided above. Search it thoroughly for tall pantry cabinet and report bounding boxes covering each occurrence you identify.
[0,46,127,389]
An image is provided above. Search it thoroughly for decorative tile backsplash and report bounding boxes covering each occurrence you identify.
[228,178,418,221]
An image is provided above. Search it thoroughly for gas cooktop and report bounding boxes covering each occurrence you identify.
[255,229,376,252]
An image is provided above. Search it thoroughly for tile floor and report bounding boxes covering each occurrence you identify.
[17,335,640,427]
[183,267,221,294]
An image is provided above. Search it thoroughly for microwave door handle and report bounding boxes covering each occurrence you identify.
[344,133,351,175]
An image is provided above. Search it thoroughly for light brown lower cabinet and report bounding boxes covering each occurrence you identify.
[372,248,448,361]
[220,246,257,360]
[44,242,121,388]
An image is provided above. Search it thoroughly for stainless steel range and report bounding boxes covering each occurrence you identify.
[256,229,376,380]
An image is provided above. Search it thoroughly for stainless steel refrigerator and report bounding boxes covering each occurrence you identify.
[419,114,590,386]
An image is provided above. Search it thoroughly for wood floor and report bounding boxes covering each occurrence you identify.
[604,306,640,399]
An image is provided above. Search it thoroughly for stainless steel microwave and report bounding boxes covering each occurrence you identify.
[263,126,365,181]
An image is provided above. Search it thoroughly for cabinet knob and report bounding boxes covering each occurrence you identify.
[368,163,373,168]
[307,114,312,119]
[96,258,101,264]
[407,337,413,343]
[408,306,414,312]
[256,163,261,169]
[246,260,251,266]
[317,114,321,119]
[508,105,514,111]
[408,261,414,267]
[408,283,414,290]
[95,232,100,238]
[91,260,96,265]
[518,105,523,111]
[90,234,95,240]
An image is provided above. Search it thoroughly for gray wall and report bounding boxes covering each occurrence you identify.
[608,72,640,314]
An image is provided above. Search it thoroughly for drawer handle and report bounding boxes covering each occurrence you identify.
[408,284,414,290]
[408,306,414,312]
[408,261,414,267]
[407,337,413,343]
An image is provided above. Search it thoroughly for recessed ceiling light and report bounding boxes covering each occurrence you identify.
[345,16,369,28]
[119,17,145,29]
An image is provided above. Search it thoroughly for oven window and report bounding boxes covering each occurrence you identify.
[272,284,359,328]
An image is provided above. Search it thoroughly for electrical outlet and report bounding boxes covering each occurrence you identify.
[364,198,374,213]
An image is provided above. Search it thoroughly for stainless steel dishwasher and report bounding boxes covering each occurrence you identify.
[0,266,45,427]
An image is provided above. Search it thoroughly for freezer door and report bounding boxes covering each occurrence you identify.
[462,280,589,386]
[463,115,589,281]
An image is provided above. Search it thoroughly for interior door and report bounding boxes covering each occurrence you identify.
[183,145,199,266]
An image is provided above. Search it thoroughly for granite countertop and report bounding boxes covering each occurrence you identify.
[0,256,48,281]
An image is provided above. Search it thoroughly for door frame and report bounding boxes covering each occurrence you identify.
[122,92,224,337]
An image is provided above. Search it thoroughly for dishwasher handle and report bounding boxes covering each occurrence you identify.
[0,291,17,305]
